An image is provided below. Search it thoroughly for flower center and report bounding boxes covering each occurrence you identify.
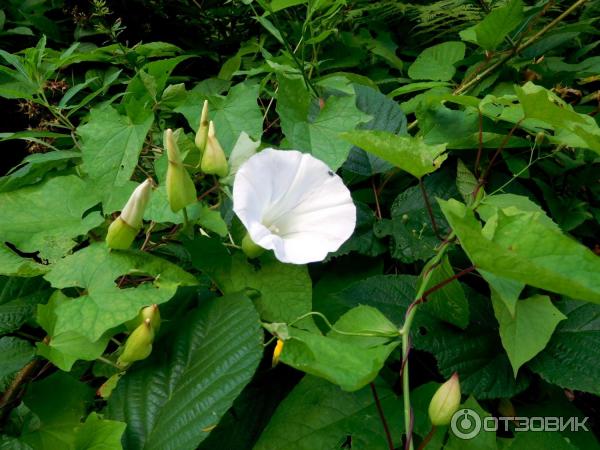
[268,224,281,235]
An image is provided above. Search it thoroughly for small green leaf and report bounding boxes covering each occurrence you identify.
[106,293,263,450]
[492,294,566,376]
[280,306,400,391]
[73,413,126,450]
[43,243,197,341]
[342,130,447,179]
[460,0,524,51]
[408,42,465,81]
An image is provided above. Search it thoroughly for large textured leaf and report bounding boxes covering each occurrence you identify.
[0,276,52,335]
[459,0,524,51]
[439,198,600,304]
[342,130,447,179]
[529,299,600,395]
[0,176,103,261]
[106,293,263,450]
[43,243,197,341]
[254,376,402,450]
[175,81,263,154]
[343,84,405,176]
[407,41,465,81]
[0,336,35,379]
[492,294,566,376]
[277,75,371,170]
[78,105,154,211]
[375,169,457,263]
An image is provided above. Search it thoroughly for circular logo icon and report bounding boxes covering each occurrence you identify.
[451,408,481,440]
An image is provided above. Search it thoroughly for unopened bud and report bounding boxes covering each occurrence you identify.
[201,121,228,177]
[117,318,154,368]
[195,100,209,154]
[428,372,461,426]
[141,304,161,331]
[106,179,153,250]
[272,339,284,367]
[165,128,197,212]
[242,232,264,259]
[535,131,545,145]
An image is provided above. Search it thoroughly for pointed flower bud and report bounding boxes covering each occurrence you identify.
[165,128,197,212]
[117,318,154,368]
[242,232,265,259]
[195,100,209,153]
[106,179,153,250]
[428,372,461,426]
[201,121,228,177]
[140,304,161,331]
[272,339,284,367]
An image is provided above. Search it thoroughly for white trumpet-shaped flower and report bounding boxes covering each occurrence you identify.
[233,148,356,264]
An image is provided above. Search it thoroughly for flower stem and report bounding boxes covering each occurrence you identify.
[400,233,455,450]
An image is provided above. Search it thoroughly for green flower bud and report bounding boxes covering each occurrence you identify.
[201,121,228,178]
[117,318,154,368]
[428,372,461,426]
[106,179,153,250]
[165,128,197,212]
[140,304,161,331]
[242,232,264,259]
[195,99,209,154]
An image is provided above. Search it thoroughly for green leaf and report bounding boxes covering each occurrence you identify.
[375,169,456,263]
[529,299,600,395]
[21,372,94,450]
[439,198,600,304]
[0,336,35,378]
[445,397,497,450]
[492,294,566,376]
[73,413,126,450]
[0,276,51,335]
[254,376,402,450]
[279,306,400,391]
[78,105,154,211]
[414,286,530,399]
[220,253,313,326]
[0,243,48,277]
[277,75,371,169]
[342,130,447,179]
[460,0,524,51]
[408,42,465,81]
[343,84,406,176]
[333,202,386,258]
[514,82,600,154]
[43,243,197,341]
[106,293,263,450]
[505,431,578,450]
[421,255,469,329]
[0,176,103,261]
[126,56,192,102]
[36,291,110,371]
[176,81,263,154]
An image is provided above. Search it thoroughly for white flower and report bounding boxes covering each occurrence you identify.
[120,179,153,229]
[233,148,356,264]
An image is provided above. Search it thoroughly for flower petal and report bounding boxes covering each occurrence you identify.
[233,148,356,264]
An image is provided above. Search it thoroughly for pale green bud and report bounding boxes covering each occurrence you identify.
[117,318,154,368]
[201,121,228,178]
[428,372,461,426]
[106,179,153,250]
[195,100,209,154]
[165,128,197,212]
[242,232,264,259]
[126,304,161,332]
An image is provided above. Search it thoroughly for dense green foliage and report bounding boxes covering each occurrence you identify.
[1,0,600,449]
